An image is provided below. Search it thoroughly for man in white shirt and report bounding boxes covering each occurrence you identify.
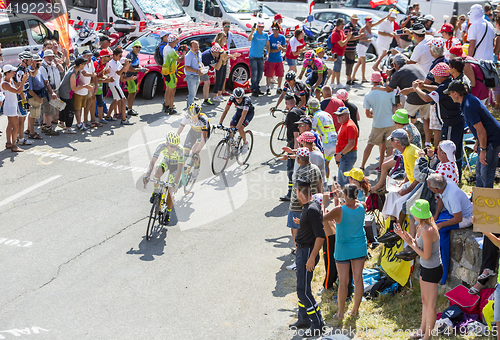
[406,23,434,74]
[467,4,495,61]
[39,49,61,131]
[376,10,397,55]
[73,50,97,130]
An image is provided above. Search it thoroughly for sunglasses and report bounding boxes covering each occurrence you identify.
[133,46,141,48]
[298,124,307,127]
[224,25,230,28]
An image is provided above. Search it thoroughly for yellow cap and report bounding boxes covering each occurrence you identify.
[343,168,364,181]
[315,47,325,54]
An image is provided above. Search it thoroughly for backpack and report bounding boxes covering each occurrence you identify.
[466,59,500,88]
[154,42,167,67]
[326,31,334,50]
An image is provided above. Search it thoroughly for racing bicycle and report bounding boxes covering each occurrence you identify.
[144,178,175,241]
[178,153,200,195]
[211,125,254,176]
[269,108,289,157]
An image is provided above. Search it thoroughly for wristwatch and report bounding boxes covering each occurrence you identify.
[480,147,487,152]
[339,151,344,156]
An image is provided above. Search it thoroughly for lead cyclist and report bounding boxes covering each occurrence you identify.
[176,103,210,169]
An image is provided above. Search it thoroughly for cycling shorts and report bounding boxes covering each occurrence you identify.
[184,127,210,150]
[127,79,138,93]
[163,74,177,89]
[230,107,255,128]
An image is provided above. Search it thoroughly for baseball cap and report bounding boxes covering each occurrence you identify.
[438,23,454,33]
[159,31,169,38]
[336,89,348,101]
[427,38,445,48]
[334,106,349,115]
[99,49,112,57]
[43,49,55,57]
[344,168,364,181]
[449,45,465,58]
[387,128,409,141]
[315,47,325,54]
[274,13,283,20]
[389,10,398,18]
[393,53,407,64]
[295,116,312,127]
[167,34,178,43]
[439,140,456,162]
[443,80,467,94]
[297,131,316,144]
[82,49,92,56]
[430,62,450,77]
[392,109,409,125]
[74,57,86,67]
[296,148,310,158]
[371,72,383,82]
[257,21,265,27]
[2,64,17,73]
[411,23,426,35]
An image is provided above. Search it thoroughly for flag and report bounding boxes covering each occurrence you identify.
[0,0,7,9]
[52,0,70,63]
[309,0,315,15]
[370,0,397,8]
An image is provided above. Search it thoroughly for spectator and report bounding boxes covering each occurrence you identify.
[247,22,270,97]
[51,40,66,78]
[298,50,326,100]
[484,4,493,22]
[99,36,111,52]
[394,199,442,340]
[2,64,29,152]
[330,18,352,89]
[456,15,467,41]
[94,49,114,124]
[336,89,359,132]
[438,24,460,57]
[323,183,367,321]
[406,23,433,74]
[334,106,359,188]
[296,116,324,154]
[265,22,286,95]
[285,29,306,73]
[309,98,337,179]
[38,40,53,59]
[39,49,61,133]
[58,57,93,134]
[15,52,33,147]
[376,11,397,56]
[201,43,224,103]
[125,40,144,117]
[449,51,489,105]
[273,14,285,33]
[423,14,436,35]
[360,71,395,171]
[107,48,132,125]
[399,15,417,49]
[344,14,361,85]
[212,32,239,101]
[184,41,203,108]
[278,94,303,201]
[26,54,47,139]
[298,131,327,188]
[163,34,187,114]
[494,17,500,112]
[321,86,344,132]
[467,4,495,61]
[344,168,371,201]
[352,17,375,82]
[73,50,96,131]
[221,20,234,96]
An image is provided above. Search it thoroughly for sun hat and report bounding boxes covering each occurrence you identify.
[167,34,178,42]
[43,49,55,57]
[344,168,364,181]
[439,140,456,162]
[32,54,42,62]
[334,106,349,115]
[296,147,310,158]
[132,40,142,48]
[430,62,450,77]
[351,14,359,19]
[336,89,348,101]
[297,131,316,144]
[371,72,383,82]
[392,109,409,125]
[410,199,432,219]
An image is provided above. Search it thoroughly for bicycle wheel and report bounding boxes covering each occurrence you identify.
[146,195,160,241]
[270,121,287,157]
[237,130,253,165]
[212,139,230,175]
[184,154,200,195]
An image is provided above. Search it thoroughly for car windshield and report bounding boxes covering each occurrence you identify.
[262,5,276,16]
[219,0,260,13]
[135,0,186,18]
[124,33,160,55]
[357,13,382,23]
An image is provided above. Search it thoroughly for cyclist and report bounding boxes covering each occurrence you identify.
[144,131,184,225]
[218,87,254,154]
[177,103,210,166]
[274,70,310,111]
[298,50,327,100]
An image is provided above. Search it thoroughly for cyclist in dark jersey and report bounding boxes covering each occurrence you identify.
[274,70,310,111]
[218,87,254,154]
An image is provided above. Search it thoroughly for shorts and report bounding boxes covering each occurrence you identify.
[230,107,254,127]
[163,74,177,89]
[420,264,443,283]
[225,61,231,79]
[493,83,500,96]
[336,255,366,264]
[86,88,94,99]
[494,283,500,322]
[18,100,27,116]
[43,90,59,117]
[264,61,285,78]
[73,93,87,110]
[306,72,327,88]
[27,97,42,119]
[344,50,356,65]
[287,210,302,229]
[96,94,104,108]
[333,55,343,73]
[157,166,178,184]
[127,79,138,94]
[184,128,210,150]
[110,85,125,101]
[286,58,297,66]
[367,126,395,146]
[404,102,430,120]
[324,142,336,162]
[356,44,368,58]
[429,104,443,130]
[200,73,210,82]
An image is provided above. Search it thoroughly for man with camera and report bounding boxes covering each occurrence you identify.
[27,54,48,139]
[39,49,61,135]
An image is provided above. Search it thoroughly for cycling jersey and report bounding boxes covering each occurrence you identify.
[283,80,310,106]
[180,113,210,132]
[312,109,337,145]
[227,95,253,111]
[153,143,184,169]
[301,58,324,74]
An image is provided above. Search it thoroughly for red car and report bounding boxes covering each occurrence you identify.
[123,23,251,99]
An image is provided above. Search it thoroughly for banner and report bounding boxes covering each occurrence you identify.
[51,0,70,63]
[380,216,412,286]
[370,0,397,8]
[473,187,500,233]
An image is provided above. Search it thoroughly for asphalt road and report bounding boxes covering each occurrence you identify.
[0,71,380,340]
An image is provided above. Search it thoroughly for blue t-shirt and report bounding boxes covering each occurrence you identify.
[268,34,286,63]
[27,67,45,98]
[201,49,219,69]
[461,93,500,148]
[249,31,268,58]
[363,86,396,128]
[184,50,202,76]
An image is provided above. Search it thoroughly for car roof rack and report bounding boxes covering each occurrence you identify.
[145,21,246,37]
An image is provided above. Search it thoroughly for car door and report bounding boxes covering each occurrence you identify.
[312,11,337,31]
[27,19,51,55]
[0,19,31,67]
[179,34,217,86]
[227,32,250,84]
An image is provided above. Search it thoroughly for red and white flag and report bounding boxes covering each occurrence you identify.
[309,0,315,15]
[370,0,396,8]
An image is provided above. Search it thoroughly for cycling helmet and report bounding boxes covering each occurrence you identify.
[285,70,296,82]
[189,103,201,117]
[19,51,33,60]
[304,50,315,60]
[166,131,180,146]
[233,87,245,98]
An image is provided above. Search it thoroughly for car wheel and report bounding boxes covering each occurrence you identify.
[229,63,249,89]
[142,72,159,99]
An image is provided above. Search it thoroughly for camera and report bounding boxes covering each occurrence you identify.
[333,53,337,59]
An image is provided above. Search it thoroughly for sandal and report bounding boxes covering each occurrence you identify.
[478,269,496,281]
[333,313,344,320]
[5,142,12,149]
[28,133,43,140]
[409,331,423,339]
[469,282,483,295]
[11,145,23,152]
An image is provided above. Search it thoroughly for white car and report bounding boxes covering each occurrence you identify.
[261,4,303,31]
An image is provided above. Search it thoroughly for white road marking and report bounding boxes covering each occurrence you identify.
[100,138,165,159]
[0,175,61,209]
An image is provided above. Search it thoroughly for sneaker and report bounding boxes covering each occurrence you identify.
[212,96,222,102]
[202,99,215,106]
[57,122,66,129]
[280,193,291,201]
[396,245,418,261]
[378,229,400,243]
[335,83,347,89]
[163,103,169,112]
[100,119,108,124]
[257,89,265,95]
[127,109,138,116]
[91,121,104,128]
[63,128,77,134]
[265,88,271,95]
[105,116,117,121]
[252,91,259,97]
[18,138,33,145]
[113,114,120,119]
[120,118,134,125]
[77,123,88,131]
[271,76,278,84]
[286,262,297,271]
[241,141,249,154]
[168,108,178,115]
[84,121,92,128]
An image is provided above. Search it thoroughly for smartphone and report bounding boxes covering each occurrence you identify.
[395,29,404,35]
[253,23,257,29]
[329,192,335,198]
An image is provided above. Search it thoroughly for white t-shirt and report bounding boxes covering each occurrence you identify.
[290,37,302,52]
[441,182,473,218]
[410,35,434,74]
[107,59,122,87]
[377,20,394,49]
[426,27,436,36]
[39,61,61,91]
[468,20,495,61]
[75,62,95,95]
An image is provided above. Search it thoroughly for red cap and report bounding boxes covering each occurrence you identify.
[274,13,283,20]
[438,23,454,33]
[449,44,465,58]
[99,49,112,57]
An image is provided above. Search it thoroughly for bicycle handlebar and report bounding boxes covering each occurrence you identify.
[212,125,238,133]
[270,107,289,118]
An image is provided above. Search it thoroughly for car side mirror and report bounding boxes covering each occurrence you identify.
[183,0,189,6]
[109,16,114,23]
[213,5,222,18]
